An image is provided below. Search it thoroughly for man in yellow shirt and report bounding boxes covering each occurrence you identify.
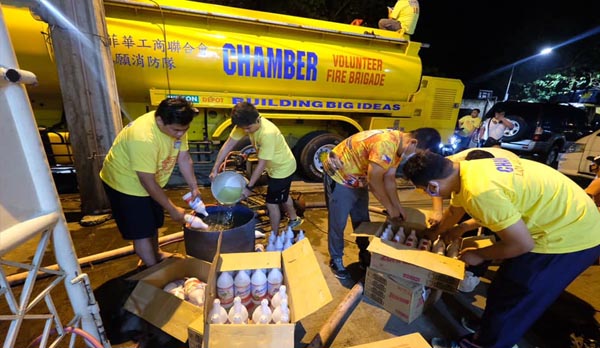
[100,98,200,267]
[378,0,420,39]
[210,102,302,235]
[403,151,600,348]
[455,108,481,150]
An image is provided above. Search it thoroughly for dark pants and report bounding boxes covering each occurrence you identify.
[473,244,600,348]
[323,174,370,259]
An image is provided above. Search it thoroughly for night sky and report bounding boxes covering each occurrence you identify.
[412,0,600,98]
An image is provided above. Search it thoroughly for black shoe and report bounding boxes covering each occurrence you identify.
[461,317,480,334]
[329,258,351,279]
[358,250,371,270]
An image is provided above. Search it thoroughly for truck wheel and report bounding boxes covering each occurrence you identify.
[502,115,528,142]
[295,132,343,182]
[232,138,255,156]
[543,145,560,168]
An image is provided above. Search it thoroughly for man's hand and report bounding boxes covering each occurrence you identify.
[241,186,252,199]
[459,247,485,266]
[209,170,218,182]
[387,215,404,230]
[168,205,186,224]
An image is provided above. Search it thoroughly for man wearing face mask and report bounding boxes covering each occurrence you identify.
[321,128,441,279]
[402,151,600,348]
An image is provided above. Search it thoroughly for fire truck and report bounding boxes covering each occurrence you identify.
[5,0,464,181]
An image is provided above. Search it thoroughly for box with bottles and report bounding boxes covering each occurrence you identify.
[124,257,212,343]
[188,238,333,348]
[353,207,466,293]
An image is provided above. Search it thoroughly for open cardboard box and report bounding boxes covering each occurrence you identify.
[189,238,333,348]
[124,257,212,343]
[346,332,431,348]
[353,207,466,293]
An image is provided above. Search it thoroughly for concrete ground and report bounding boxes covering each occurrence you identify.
[1,179,599,348]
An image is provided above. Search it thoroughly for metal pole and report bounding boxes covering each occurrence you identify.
[503,64,516,101]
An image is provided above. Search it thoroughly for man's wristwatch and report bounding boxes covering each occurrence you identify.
[246,184,254,190]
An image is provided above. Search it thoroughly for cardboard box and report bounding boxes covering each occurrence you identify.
[189,238,333,348]
[346,332,431,348]
[353,207,465,293]
[124,257,212,343]
[364,268,440,324]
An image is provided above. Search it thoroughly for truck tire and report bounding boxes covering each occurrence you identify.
[295,131,344,182]
[543,144,561,168]
[232,138,255,156]
[502,115,528,142]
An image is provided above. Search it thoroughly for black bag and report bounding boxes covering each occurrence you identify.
[482,137,501,147]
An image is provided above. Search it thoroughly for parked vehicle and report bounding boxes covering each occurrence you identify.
[483,101,591,167]
[558,128,600,186]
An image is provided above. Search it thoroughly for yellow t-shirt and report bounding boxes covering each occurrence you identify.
[323,129,402,188]
[457,115,482,136]
[391,0,420,35]
[230,117,296,179]
[451,158,600,254]
[100,111,189,196]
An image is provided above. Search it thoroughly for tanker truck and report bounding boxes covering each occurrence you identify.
[5,0,464,182]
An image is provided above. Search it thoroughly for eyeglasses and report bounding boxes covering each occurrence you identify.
[425,181,440,197]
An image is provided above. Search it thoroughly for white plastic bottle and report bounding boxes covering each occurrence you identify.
[266,237,277,251]
[217,271,235,309]
[228,296,249,324]
[234,270,252,306]
[393,227,405,244]
[252,298,273,324]
[271,284,288,309]
[267,268,283,298]
[163,279,184,293]
[210,299,229,324]
[268,231,277,245]
[184,277,206,307]
[283,237,293,250]
[183,192,209,217]
[274,234,284,252]
[404,229,418,248]
[295,230,305,243]
[251,269,268,305]
[431,237,446,255]
[285,226,294,240]
[272,298,290,324]
[381,226,392,241]
[184,214,209,229]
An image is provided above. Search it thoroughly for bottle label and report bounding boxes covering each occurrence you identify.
[235,284,252,305]
[217,285,234,307]
[267,280,282,297]
[251,282,268,304]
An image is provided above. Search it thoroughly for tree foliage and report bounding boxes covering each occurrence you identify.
[514,43,600,102]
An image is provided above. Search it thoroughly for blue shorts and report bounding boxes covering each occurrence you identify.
[102,182,164,240]
[265,174,293,204]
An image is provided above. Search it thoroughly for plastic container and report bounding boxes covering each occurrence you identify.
[272,298,290,324]
[267,268,283,298]
[251,269,268,305]
[211,171,248,205]
[217,271,235,309]
[228,296,249,324]
[251,299,272,324]
[210,299,229,324]
[184,214,208,229]
[271,284,288,309]
[184,205,256,262]
[234,270,252,306]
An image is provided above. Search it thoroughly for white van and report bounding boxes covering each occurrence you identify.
[558,129,600,185]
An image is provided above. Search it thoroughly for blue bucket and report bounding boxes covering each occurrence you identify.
[183,205,256,262]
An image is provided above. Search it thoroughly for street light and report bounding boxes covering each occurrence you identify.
[503,47,553,101]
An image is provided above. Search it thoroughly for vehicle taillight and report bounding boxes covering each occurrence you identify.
[533,126,543,141]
